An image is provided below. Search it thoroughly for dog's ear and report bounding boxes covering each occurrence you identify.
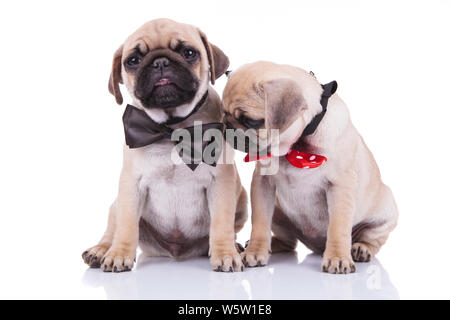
[198,30,229,85]
[262,79,307,133]
[108,45,124,105]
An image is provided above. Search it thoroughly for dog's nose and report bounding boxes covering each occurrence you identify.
[152,57,169,69]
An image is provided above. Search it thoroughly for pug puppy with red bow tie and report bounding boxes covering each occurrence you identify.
[82,19,247,272]
[223,61,398,274]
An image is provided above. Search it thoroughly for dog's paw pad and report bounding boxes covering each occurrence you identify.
[321,255,356,274]
[351,242,373,262]
[100,247,135,273]
[241,243,270,267]
[82,244,110,268]
[210,247,244,272]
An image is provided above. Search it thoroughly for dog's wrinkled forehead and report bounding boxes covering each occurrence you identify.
[223,70,263,112]
[122,19,204,59]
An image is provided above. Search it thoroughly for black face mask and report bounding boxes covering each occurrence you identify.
[122,91,224,171]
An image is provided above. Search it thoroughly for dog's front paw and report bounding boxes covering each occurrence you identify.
[321,252,356,274]
[242,240,271,267]
[100,246,136,273]
[210,245,244,272]
[82,244,111,268]
[351,242,373,262]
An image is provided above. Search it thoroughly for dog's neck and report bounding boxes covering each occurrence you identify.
[300,81,337,139]
[287,81,338,154]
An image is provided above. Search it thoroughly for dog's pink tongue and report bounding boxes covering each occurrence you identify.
[155,78,171,86]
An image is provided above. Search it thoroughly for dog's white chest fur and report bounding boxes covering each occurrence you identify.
[130,141,214,255]
[274,159,330,238]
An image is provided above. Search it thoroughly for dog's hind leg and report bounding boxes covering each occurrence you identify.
[352,186,398,262]
[271,207,298,253]
[351,219,397,262]
[82,202,117,268]
[271,234,298,253]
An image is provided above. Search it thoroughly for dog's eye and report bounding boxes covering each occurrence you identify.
[181,48,197,61]
[126,55,142,68]
[239,115,265,129]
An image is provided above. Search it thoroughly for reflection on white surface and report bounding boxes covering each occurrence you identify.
[82,252,398,300]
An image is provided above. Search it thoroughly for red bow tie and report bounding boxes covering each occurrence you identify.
[244,150,327,168]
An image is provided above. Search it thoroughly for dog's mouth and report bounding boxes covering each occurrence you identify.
[135,62,199,109]
[154,78,173,87]
[138,79,197,109]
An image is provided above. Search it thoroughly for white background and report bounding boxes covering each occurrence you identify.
[0,0,449,299]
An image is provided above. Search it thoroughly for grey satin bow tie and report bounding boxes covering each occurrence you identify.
[122,103,224,171]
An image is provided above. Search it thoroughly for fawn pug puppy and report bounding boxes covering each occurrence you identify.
[223,61,398,274]
[82,19,247,272]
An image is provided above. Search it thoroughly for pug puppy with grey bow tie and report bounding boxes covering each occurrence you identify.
[223,61,398,274]
[82,19,247,272]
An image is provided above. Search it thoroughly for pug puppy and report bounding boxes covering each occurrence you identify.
[82,19,247,272]
[223,61,398,274]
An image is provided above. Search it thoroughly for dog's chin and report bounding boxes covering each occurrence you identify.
[140,84,197,109]
[266,139,293,157]
[269,146,289,157]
